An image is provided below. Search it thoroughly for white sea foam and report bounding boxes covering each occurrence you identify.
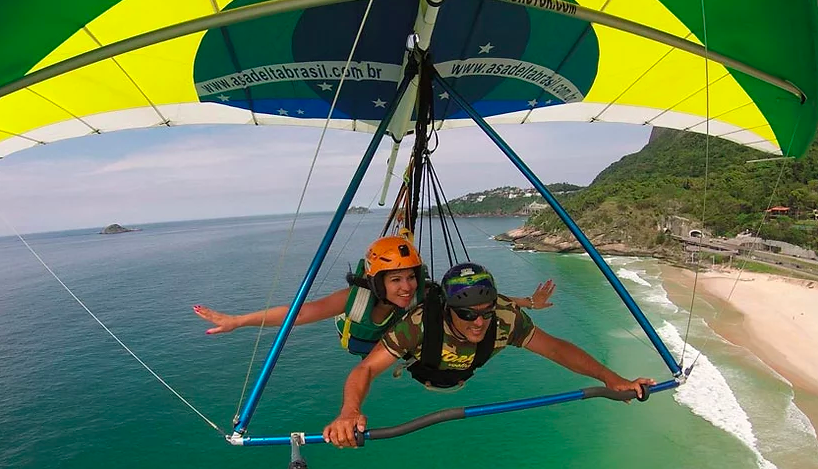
[786,398,818,438]
[623,261,681,315]
[507,246,538,253]
[658,322,776,469]
[569,252,592,261]
[641,282,682,313]
[569,253,642,265]
[644,292,680,313]
[590,256,811,467]
[604,255,643,267]
[622,259,770,464]
[615,267,652,287]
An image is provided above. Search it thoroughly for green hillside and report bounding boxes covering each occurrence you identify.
[530,128,818,251]
[444,184,583,216]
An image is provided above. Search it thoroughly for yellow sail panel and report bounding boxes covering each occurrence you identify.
[587,28,771,142]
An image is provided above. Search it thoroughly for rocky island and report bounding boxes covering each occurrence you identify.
[346,206,372,214]
[100,223,141,234]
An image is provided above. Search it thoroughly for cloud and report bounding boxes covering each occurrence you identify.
[0,122,650,236]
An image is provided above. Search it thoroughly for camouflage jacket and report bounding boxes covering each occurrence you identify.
[381,294,535,370]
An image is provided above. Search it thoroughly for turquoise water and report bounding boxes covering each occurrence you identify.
[1,214,815,468]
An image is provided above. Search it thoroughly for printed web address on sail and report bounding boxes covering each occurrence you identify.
[196,59,583,102]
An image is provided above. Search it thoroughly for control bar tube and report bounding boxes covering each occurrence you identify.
[235,379,678,446]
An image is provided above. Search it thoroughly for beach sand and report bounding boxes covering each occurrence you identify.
[661,264,818,432]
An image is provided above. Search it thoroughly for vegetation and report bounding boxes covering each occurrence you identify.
[707,254,817,280]
[529,128,818,251]
[540,182,584,193]
[442,185,583,216]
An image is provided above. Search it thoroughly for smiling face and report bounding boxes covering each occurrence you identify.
[381,268,419,309]
[449,302,495,343]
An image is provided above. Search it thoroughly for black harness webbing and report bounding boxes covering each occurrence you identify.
[407,285,497,388]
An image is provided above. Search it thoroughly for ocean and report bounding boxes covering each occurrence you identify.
[1,214,816,468]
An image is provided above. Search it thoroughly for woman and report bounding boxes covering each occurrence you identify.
[194,236,555,356]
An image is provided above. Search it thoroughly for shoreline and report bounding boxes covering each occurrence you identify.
[660,263,818,433]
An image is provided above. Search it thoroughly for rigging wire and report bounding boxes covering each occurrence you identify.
[429,160,459,266]
[418,156,434,278]
[411,56,477,274]
[377,53,473,279]
[235,0,376,419]
[679,1,805,375]
[0,213,226,436]
[679,0,713,367]
[427,157,470,263]
[687,111,804,371]
[312,188,385,294]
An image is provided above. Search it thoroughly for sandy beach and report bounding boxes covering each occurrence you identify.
[661,264,818,430]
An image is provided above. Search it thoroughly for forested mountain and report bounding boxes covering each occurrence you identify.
[529,128,818,251]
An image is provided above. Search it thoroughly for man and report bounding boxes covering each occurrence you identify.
[322,262,654,447]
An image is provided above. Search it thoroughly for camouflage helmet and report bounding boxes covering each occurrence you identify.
[441,263,497,308]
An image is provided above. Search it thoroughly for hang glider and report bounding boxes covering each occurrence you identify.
[3,0,817,464]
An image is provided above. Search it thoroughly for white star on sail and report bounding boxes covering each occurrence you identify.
[479,42,494,54]
[372,98,387,108]
[545,99,553,104]
[318,82,333,91]
[277,108,289,116]
[527,99,537,107]
[439,92,449,100]
[297,109,305,115]
[217,94,230,102]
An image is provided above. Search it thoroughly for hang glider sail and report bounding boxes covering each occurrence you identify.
[1,0,816,160]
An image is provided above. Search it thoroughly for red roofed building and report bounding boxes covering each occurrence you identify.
[765,206,790,217]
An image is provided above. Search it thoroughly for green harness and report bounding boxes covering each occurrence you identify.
[334,259,426,356]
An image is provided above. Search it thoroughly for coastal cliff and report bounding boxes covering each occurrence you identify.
[496,127,818,262]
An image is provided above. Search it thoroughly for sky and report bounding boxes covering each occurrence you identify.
[0,122,651,236]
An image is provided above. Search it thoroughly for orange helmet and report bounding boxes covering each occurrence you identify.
[364,236,422,277]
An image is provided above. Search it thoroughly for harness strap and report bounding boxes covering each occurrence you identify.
[339,260,377,349]
[337,261,428,356]
[419,284,445,369]
[409,284,497,388]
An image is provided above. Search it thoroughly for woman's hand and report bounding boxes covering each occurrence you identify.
[193,305,240,334]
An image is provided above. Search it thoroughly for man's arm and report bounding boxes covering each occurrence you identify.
[524,327,655,399]
[322,342,398,447]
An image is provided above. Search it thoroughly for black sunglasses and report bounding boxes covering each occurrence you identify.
[451,304,496,322]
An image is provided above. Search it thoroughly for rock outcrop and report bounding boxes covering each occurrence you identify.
[100,224,140,234]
